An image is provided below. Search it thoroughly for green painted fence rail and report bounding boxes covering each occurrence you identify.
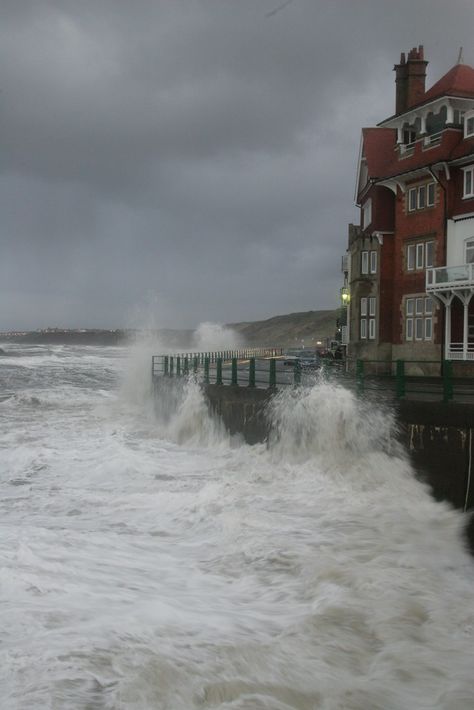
[152,349,304,389]
[152,351,474,402]
[351,358,459,403]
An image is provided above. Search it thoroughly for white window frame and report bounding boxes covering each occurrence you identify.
[360,319,367,339]
[416,243,424,269]
[370,250,377,274]
[425,317,432,340]
[368,318,376,340]
[361,251,369,275]
[427,182,435,207]
[408,183,435,211]
[415,318,424,341]
[464,111,474,139]
[425,241,434,268]
[369,297,376,317]
[463,166,474,199]
[360,297,367,317]
[418,184,426,209]
[405,296,434,342]
[466,238,474,264]
[407,244,416,271]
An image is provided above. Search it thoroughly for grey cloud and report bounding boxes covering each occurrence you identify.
[1,0,474,329]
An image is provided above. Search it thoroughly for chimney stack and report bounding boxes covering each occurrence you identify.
[394,45,428,114]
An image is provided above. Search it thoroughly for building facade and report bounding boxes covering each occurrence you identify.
[346,46,474,369]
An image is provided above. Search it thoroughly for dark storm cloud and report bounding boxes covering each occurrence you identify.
[1,0,474,329]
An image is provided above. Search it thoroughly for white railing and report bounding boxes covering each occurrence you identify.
[426,264,474,291]
[423,131,443,148]
[399,142,415,158]
[447,343,474,361]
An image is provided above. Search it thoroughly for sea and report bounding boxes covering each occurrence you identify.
[1,340,474,710]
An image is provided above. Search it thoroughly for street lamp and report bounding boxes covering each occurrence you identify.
[341,286,350,305]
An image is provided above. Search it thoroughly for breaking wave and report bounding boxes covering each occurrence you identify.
[2,345,474,709]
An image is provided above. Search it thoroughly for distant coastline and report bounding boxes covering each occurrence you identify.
[0,328,193,347]
[0,310,337,348]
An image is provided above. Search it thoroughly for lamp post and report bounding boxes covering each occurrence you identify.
[338,287,350,362]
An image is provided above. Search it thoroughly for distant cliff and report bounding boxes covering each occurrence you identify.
[227,310,337,346]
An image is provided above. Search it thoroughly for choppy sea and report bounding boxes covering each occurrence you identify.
[1,342,474,710]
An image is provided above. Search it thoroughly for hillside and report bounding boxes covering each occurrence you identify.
[227,310,338,347]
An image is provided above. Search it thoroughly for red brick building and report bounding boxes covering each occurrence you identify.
[346,46,474,369]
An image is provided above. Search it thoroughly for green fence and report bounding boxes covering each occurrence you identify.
[352,359,458,403]
[152,351,305,388]
[152,352,472,401]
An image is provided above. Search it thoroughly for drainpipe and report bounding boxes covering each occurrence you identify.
[428,165,448,372]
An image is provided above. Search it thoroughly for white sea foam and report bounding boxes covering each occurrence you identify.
[193,322,242,351]
[0,345,473,709]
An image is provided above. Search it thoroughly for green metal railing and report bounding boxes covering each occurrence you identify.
[352,358,457,402]
[152,349,305,388]
[152,351,473,401]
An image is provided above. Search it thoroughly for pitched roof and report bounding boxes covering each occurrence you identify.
[422,63,474,103]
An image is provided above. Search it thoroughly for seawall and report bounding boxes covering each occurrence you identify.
[204,385,474,517]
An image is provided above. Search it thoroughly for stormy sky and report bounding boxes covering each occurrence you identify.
[1,0,473,330]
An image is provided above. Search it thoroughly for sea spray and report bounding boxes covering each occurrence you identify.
[192,322,242,351]
[154,376,228,447]
[266,379,398,463]
[2,345,474,709]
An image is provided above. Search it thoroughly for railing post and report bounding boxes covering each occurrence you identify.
[395,359,405,399]
[248,357,256,387]
[443,359,453,402]
[216,358,223,385]
[204,357,210,385]
[176,356,181,377]
[356,359,364,395]
[269,358,276,388]
[231,357,238,386]
[169,356,174,377]
[164,355,169,376]
[193,356,198,374]
[183,356,189,376]
[294,361,301,385]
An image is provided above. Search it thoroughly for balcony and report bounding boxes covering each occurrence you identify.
[447,343,474,361]
[426,264,474,292]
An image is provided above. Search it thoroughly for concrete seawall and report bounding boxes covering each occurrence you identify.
[154,379,474,550]
[204,385,474,518]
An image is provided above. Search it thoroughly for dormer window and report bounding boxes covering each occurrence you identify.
[465,111,474,139]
